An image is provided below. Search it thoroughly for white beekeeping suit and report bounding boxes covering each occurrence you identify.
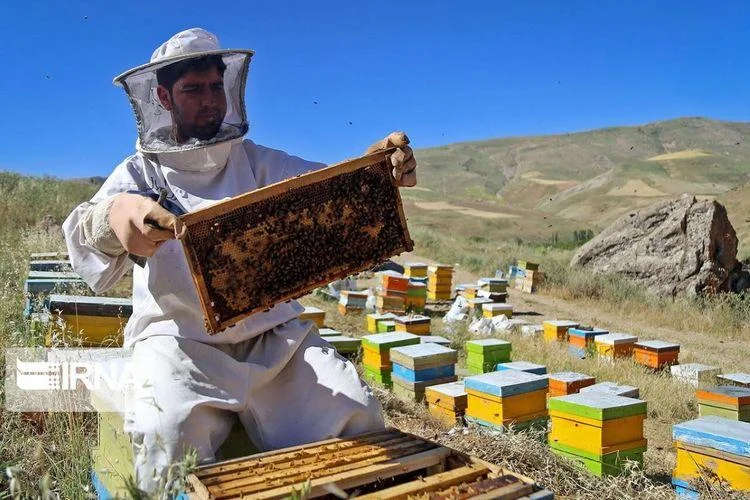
[63,28,384,495]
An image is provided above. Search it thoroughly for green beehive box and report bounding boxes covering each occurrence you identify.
[549,441,645,477]
[363,365,392,387]
[325,335,361,354]
[466,339,512,355]
[361,332,420,353]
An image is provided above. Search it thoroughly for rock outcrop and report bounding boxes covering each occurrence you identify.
[570,195,745,296]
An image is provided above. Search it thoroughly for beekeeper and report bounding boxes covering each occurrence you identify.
[62,28,417,494]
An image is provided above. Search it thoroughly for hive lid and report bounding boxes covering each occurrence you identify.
[580,382,639,399]
[548,392,646,420]
[673,416,750,457]
[543,320,579,328]
[466,339,512,354]
[464,370,548,397]
[568,327,609,338]
[548,372,595,384]
[482,303,513,311]
[179,149,412,334]
[595,333,638,345]
[497,361,546,374]
[634,340,680,352]
[361,332,420,352]
[390,343,457,369]
[718,373,750,386]
[425,381,466,398]
[420,335,451,345]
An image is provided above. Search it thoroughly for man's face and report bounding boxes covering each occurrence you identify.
[157,66,227,141]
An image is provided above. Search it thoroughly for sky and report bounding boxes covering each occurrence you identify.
[1,0,750,178]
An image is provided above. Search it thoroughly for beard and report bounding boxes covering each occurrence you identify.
[171,105,226,142]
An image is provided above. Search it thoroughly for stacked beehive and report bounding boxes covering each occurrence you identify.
[672,416,750,495]
[549,393,647,476]
[466,339,512,375]
[482,303,514,319]
[337,290,368,315]
[427,264,453,301]
[426,381,467,425]
[595,333,638,361]
[394,314,431,335]
[361,332,420,388]
[403,262,428,280]
[548,372,596,398]
[390,343,458,402]
[567,327,608,358]
[299,306,326,327]
[696,386,750,422]
[324,335,362,359]
[25,270,86,318]
[477,277,508,300]
[543,320,580,343]
[633,340,680,369]
[377,272,408,314]
[497,361,547,375]
[466,297,493,318]
[365,312,397,333]
[718,373,750,388]
[580,382,640,398]
[671,363,722,387]
[515,260,541,293]
[405,281,427,313]
[464,370,549,431]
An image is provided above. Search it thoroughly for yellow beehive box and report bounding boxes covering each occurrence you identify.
[429,403,462,426]
[548,393,647,456]
[543,320,580,342]
[427,291,452,301]
[595,333,638,359]
[467,388,548,422]
[403,262,428,278]
[299,306,325,327]
[482,303,513,319]
[365,312,397,333]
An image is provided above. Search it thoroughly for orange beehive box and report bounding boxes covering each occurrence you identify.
[633,340,680,369]
[548,372,597,397]
[382,274,409,292]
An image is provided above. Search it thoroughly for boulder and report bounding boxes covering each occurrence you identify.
[570,195,743,296]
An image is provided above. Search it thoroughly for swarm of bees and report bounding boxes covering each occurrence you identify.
[181,151,413,334]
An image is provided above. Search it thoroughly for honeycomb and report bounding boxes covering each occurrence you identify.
[180,149,413,334]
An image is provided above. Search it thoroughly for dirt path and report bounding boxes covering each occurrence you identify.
[394,252,749,371]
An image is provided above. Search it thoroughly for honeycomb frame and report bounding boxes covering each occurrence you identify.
[180,149,413,334]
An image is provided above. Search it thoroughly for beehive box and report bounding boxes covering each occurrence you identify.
[595,333,637,359]
[361,332,420,370]
[466,339,512,375]
[375,295,405,314]
[696,386,750,422]
[392,374,459,402]
[29,260,72,272]
[548,372,596,398]
[482,303,514,319]
[178,149,413,334]
[477,290,508,303]
[377,320,396,333]
[548,393,647,476]
[477,277,508,293]
[633,340,680,369]
[497,361,547,376]
[381,273,409,293]
[543,320,580,342]
[567,327,608,348]
[183,428,553,499]
[580,382,640,399]
[671,363,721,387]
[403,262,428,278]
[394,314,431,335]
[317,327,340,337]
[365,312,397,333]
[672,416,750,492]
[466,297,492,318]
[464,370,549,430]
[718,373,750,388]
[420,335,451,347]
[299,306,326,327]
[338,291,368,315]
[45,294,132,347]
[390,344,457,391]
[425,381,467,425]
[324,335,361,356]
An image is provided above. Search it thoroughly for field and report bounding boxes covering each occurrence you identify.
[2,118,750,498]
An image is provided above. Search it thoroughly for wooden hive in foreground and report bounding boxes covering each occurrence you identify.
[179,149,413,334]
[184,428,553,499]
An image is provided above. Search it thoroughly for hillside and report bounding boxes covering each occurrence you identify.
[410,117,750,247]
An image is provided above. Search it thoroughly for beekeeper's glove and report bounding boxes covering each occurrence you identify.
[365,131,417,187]
[108,193,185,257]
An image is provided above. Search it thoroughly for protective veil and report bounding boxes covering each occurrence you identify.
[62,28,384,496]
